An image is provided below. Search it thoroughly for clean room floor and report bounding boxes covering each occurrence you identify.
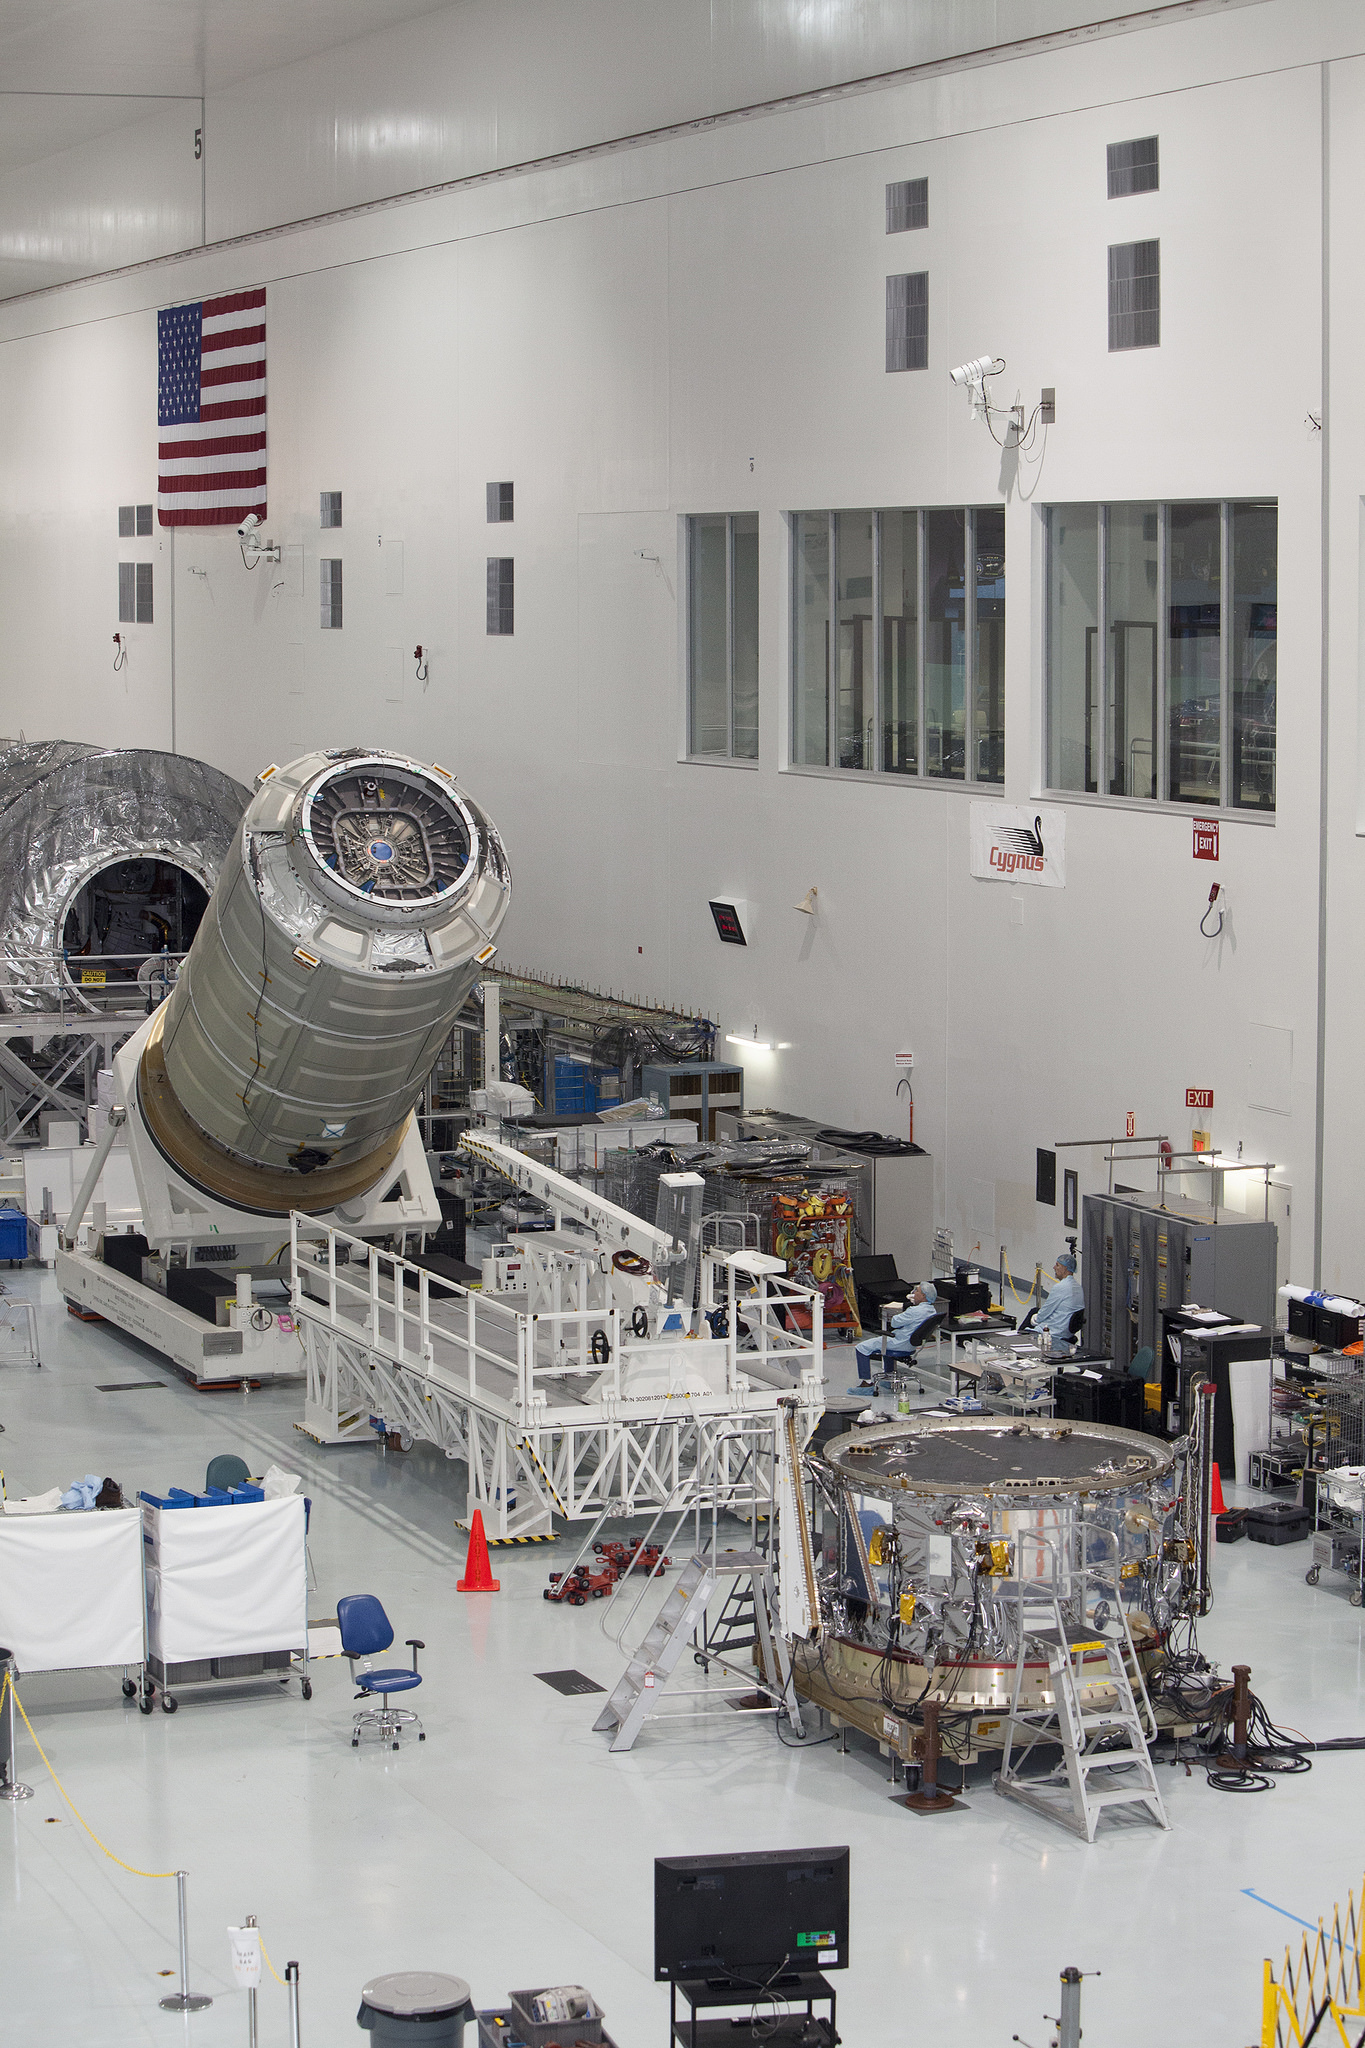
[1,1266,1361,2047]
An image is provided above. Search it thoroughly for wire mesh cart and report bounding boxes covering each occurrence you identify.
[1303,1363,1365,1604]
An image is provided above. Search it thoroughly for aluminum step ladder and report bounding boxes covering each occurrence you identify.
[594,1549,801,1752]
[994,1591,1169,1842]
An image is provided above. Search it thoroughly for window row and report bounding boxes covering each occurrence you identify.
[1047,500,1276,811]
[684,499,1277,815]
[792,507,1005,783]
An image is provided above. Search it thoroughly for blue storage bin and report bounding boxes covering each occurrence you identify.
[167,1487,197,1505]
[229,1483,265,1504]
[0,1208,28,1261]
[139,1490,192,1509]
[194,1488,233,1506]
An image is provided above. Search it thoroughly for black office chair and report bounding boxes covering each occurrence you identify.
[851,1254,907,1334]
[1068,1309,1086,1345]
[205,1454,251,1492]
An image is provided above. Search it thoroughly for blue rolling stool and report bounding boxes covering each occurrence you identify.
[337,1594,426,1750]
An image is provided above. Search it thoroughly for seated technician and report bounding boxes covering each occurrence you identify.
[853,1280,939,1385]
[1033,1253,1083,1350]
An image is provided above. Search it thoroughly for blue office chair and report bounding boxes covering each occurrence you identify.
[1128,1343,1155,1380]
[337,1594,426,1750]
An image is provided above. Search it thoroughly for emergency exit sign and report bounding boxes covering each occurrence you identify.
[1186,1088,1214,1110]
[1193,818,1219,861]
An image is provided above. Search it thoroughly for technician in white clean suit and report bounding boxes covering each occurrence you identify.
[1032,1254,1084,1350]
[853,1280,940,1385]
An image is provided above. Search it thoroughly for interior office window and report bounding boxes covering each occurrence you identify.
[1108,136,1159,198]
[973,509,1006,784]
[487,482,514,522]
[886,272,928,372]
[886,178,928,233]
[487,557,514,635]
[924,510,966,780]
[320,558,343,628]
[835,511,874,768]
[1045,506,1100,792]
[791,507,1000,782]
[1044,501,1275,811]
[1230,501,1277,810]
[686,513,758,760]
[1106,505,1159,798]
[118,504,153,536]
[881,510,918,774]
[137,503,153,536]
[1167,502,1220,804]
[1109,240,1160,350]
[792,513,831,766]
[321,492,342,529]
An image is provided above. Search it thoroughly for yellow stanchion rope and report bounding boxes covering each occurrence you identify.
[257,1933,287,1987]
[2,1667,294,1987]
[999,1251,1037,1308]
[0,1667,175,1878]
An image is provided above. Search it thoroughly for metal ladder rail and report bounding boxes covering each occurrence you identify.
[594,1553,800,1752]
[998,1532,1071,1789]
[599,1421,776,1659]
[997,1526,1168,1839]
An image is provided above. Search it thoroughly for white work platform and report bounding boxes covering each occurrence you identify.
[290,1217,823,1541]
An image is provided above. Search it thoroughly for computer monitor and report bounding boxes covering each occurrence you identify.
[654,1847,849,1983]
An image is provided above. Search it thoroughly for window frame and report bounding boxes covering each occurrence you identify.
[1042,498,1277,819]
[787,505,1005,791]
[683,511,760,767]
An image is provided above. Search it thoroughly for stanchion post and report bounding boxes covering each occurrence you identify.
[0,1654,34,1801]
[1058,1966,1083,2048]
[246,1914,259,2048]
[1219,1662,1253,1770]
[899,1697,961,1814]
[287,1959,302,2046]
[159,1870,212,2013]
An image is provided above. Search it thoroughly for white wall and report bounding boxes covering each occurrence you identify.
[0,0,1360,1291]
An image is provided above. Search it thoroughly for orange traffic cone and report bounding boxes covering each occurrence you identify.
[457,1509,501,1592]
[1210,1464,1226,1517]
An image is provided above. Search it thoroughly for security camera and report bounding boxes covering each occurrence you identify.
[949,356,1006,387]
[237,512,280,567]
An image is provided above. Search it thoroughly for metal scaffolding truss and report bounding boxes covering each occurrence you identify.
[290,1214,824,1541]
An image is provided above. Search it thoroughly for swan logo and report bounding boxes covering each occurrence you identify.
[970,801,1066,889]
[989,815,1046,874]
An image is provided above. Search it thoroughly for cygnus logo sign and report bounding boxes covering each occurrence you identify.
[970,801,1066,888]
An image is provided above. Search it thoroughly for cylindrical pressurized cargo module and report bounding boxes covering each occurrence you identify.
[135,748,511,1216]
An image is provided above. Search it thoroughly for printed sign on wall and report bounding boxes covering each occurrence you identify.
[969,802,1066,889]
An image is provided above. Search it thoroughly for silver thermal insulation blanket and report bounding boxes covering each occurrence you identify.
[0,741,248,1011]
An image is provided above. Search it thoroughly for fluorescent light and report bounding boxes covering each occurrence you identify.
[725,1033,773,1052]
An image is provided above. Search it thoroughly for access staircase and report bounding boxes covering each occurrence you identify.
[995,1581,1169,1842]
[594,1548,802,1752]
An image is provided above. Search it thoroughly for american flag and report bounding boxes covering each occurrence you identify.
[157,287,266,527]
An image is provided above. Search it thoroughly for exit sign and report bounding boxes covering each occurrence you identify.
[1186,1088,1213,1110]
[1193,818,1219,861]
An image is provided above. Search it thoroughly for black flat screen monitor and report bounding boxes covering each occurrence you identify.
[654,1846,849,1982]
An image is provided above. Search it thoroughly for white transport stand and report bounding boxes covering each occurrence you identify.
[0,1506,147,1710]
[142,1494,309,1713]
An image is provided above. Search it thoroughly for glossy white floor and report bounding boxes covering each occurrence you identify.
[3,1265,1363,2048]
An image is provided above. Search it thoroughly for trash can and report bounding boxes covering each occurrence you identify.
[358,1973,474,2044]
